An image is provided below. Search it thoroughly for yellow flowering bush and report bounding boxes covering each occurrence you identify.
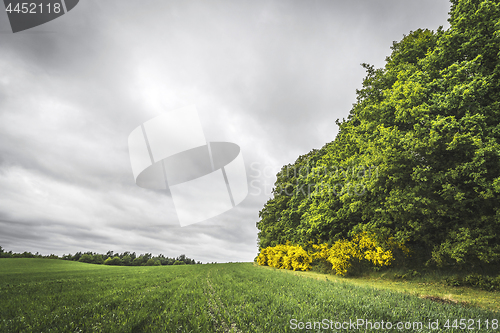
[326,239,360,276]
[268,244,288,269]
[311,243,330,260]
[256,248,269,266]
[323,232,407,275]
[355,233,394,267]
[286,245,312,271]
[257,243,312,271]
[257,233,409,276]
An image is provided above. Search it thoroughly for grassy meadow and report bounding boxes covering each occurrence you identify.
[0,259,499,332]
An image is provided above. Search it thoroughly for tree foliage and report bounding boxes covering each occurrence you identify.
[104,256,123,266]
[0,246,202,266]
[257,0,500,268]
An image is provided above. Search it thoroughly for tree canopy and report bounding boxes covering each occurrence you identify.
[257,0,500,267]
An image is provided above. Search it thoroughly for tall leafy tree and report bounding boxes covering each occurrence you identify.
[257,0,500,267]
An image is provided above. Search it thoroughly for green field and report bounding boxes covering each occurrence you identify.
[0,259,499,332]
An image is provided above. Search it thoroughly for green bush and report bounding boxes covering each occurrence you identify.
[444,274,500,291]
[78,254,93,264]
[122,255,132,266]
[92,254,104,264]
[131,257,143,266]
[104,256,123,266]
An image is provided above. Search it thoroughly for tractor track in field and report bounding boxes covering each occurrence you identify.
[205,273,242,333]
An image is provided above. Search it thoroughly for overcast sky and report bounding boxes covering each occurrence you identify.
[0,0,451,263]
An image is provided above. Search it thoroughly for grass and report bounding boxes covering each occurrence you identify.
[0,259,499,332]
[265,265,500,314]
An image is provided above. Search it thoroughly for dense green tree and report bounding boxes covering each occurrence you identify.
[256,148,332,248]
[132,256,144,266]
[122,254,132,266]
[257,0,500,267]
[104,256,123,266]
[92,254,104,264]
[78,253,94,263]
[0,246,11,258]
[72,252,82,261]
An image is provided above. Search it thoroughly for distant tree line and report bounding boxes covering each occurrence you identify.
[64,251,201,266]
[0,246,201,266]
[0,246,59,259]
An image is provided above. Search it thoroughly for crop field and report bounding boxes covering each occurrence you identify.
[0,259,499,332]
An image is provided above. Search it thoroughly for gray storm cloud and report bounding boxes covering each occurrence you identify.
[0,0,451,262]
